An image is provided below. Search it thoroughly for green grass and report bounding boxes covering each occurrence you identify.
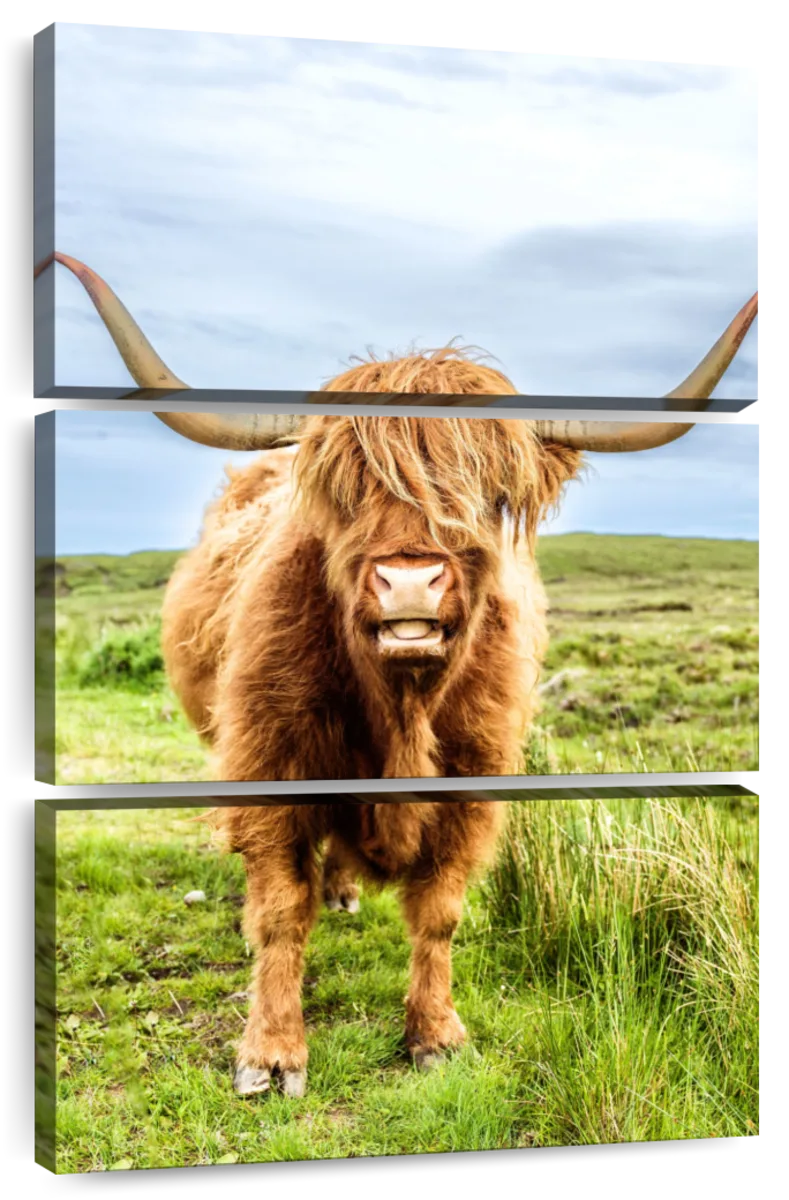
[45,535,758,782]
[53,797,758,1172]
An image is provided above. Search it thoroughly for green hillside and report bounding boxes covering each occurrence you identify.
[43,535,758,783]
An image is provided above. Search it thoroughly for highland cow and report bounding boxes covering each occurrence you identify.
[43,253,757,1095]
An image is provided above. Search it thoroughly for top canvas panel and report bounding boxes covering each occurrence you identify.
[34,23,757,407]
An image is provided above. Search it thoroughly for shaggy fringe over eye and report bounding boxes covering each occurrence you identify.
[297,346,581,550]
[294,415,582,553]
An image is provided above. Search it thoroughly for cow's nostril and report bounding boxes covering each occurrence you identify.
[374,566,392,591]
[429,566,446,590]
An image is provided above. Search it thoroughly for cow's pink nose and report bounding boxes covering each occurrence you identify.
[372,561,450,618]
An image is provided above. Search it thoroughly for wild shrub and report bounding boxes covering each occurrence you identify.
[77,622,165,690]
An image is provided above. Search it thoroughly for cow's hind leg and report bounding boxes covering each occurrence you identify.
[234,809,320,1099]
[322,835,360,913]
[400,868,469,1070]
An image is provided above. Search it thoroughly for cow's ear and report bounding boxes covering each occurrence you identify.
[517,441,582,547]
[537,441,584,510]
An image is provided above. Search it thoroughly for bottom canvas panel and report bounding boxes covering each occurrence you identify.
[36,787,758,1173]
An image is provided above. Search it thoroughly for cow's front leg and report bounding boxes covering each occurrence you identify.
[400,869,469,1069]
[322,835,360,913]
[234,834,319,1099]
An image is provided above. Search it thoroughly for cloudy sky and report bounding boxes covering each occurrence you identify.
[52,412,758,555]
[51,24,757,397]
[48,27,759,551]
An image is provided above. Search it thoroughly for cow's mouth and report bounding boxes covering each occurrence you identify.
[377,619,446,656]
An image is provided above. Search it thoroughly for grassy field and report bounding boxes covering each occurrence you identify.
[51,796,759,1172]
[46,534,759,783]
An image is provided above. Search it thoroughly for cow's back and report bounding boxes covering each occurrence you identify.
[161,447,297,739]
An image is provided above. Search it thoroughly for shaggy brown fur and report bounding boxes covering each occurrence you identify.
[161,347,582,1092]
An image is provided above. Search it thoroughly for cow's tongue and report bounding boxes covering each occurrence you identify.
[387,620,434,640]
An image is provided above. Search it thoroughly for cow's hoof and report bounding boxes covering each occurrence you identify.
[280,1068,307,1098]
[233,1065,271,1096]
[325,894,360,914]
[413,1049,445,1072]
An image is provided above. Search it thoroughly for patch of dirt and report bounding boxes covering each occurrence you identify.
[164,998,193,1018]
[148,965,191,981]
[303,996,345,1019]
[325,1107,355,1127]
[666,709,690,724]
[77,1005,109,1025]
[56,1006,106,1026]
[552,602,693,616]
[296,1107,354,1130]
[182,1013,242,1048]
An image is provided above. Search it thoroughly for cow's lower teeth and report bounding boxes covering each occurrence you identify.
[388,620,434,640]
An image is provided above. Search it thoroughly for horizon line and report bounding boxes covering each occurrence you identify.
[52,529,760,559]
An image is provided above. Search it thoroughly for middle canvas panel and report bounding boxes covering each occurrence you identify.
[36,406,758,785]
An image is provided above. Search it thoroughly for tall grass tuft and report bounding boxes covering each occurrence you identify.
[472,796,757,1032]
[475,797,758,1141]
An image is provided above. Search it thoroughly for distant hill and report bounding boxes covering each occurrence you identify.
[44,534,758,598]
[38,550,183,597]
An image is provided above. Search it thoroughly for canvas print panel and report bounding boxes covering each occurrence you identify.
[34,23,757,402]
[35,409,758,784]
[52,796,757,1171]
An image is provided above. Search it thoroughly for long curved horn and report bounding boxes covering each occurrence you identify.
[37,252,305,449]
[534,292,757,452]
[38,253,757,454]
[156,411,303,450]
[39,251,189,390]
